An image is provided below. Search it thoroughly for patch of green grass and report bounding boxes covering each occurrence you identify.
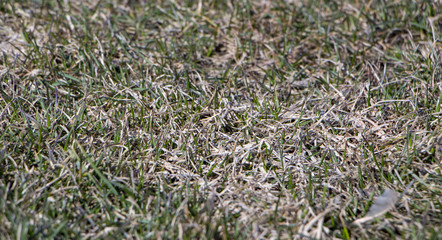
[0,0,441,239]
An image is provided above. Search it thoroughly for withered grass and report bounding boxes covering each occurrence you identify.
[0,0,441,239]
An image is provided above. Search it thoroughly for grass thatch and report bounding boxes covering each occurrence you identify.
[0,0,441,239]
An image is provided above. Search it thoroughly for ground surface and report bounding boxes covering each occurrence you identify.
[0,0,441,239]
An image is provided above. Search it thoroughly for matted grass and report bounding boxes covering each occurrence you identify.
[0,0,441,239]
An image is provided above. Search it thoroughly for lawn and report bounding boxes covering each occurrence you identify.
[0,0,441,239]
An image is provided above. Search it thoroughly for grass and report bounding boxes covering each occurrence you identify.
[0,0,441,239]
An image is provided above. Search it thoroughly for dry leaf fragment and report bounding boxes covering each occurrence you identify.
[353,188,398,224]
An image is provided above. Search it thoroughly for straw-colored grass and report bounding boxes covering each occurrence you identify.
[0,0,441,239]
